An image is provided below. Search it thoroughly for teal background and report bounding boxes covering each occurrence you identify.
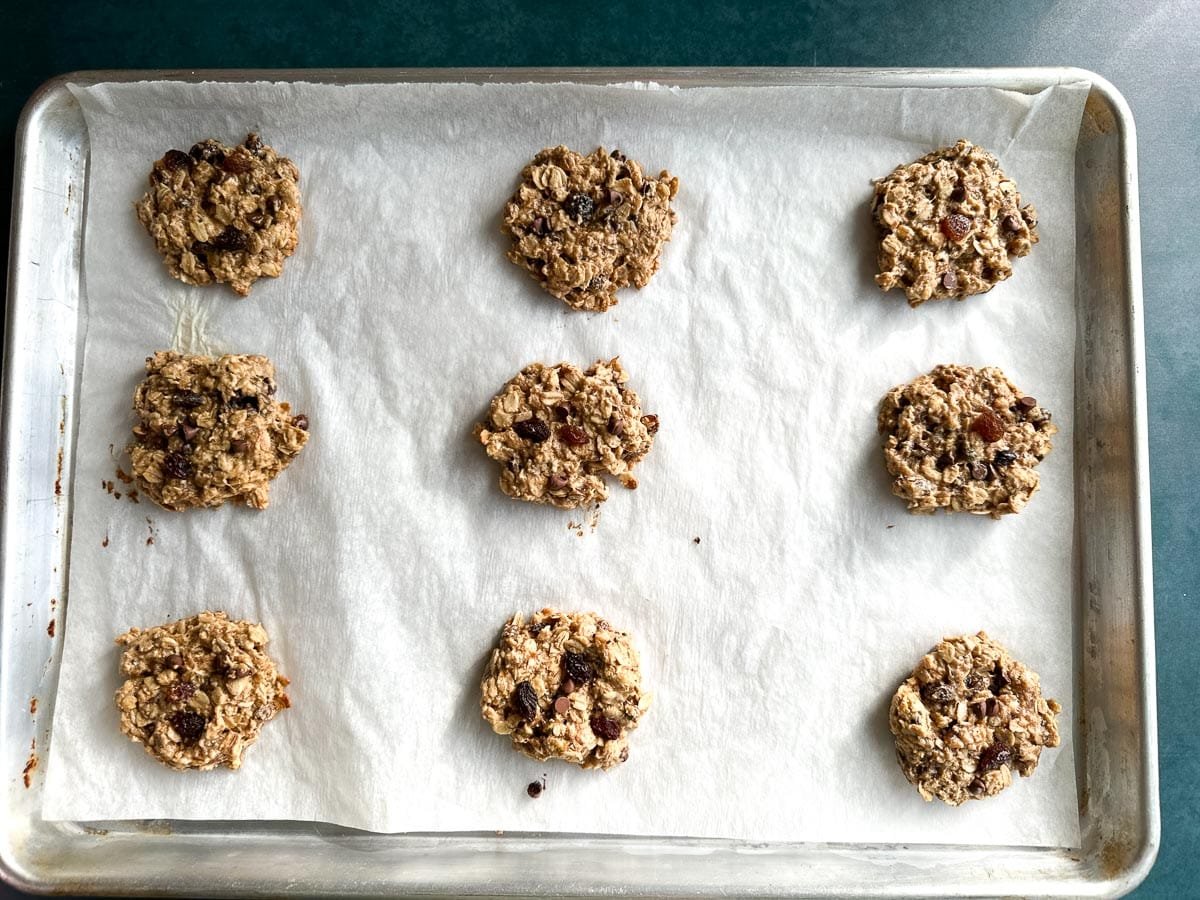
[1,1,1194,896]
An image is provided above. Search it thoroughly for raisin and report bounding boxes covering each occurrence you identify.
[589,714,621,741]
[526,780,543,799]
[168,710,207,745]
[189,141,225,166]
[640,414,660,435]
[166,681,195,703]
[162,149,192,171]
[563,651,594,683]
[562,192,595,222]
[191,240,215,256]
[213,226,249,252]
[513,417,551,443]
[949,186,967,203]
[229,393,260,411]
[970,409,1005,443]
[965,671,988,691]
[935,453,954,471]
[921,683,955,704]
[990,663,1008,694]
[175,391,205,409]
[243,133,264,154]
[222,151,254,174]
[993,449,1017,467]
[939,213,972,242]
[976,740,1013,774]
[292,414,309,431]
[163,451,193,480]
[513,682,538,721]
[557,424,589,447]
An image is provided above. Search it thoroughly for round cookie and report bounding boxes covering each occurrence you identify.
[115,611,290,771]
[877,363,1056,517]
[889,631,1061,806]
[128,351,310,511]
[872,140,1039,307]
[475,358,658,509]
[135,133,301,296]
[480,608,649,770]
[501,145,679,312]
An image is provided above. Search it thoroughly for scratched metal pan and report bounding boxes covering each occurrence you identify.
[0,68,1157,897]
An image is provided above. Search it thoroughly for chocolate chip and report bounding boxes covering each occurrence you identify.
[1017,396,1038,412]
[292,414,309,431]
[1003,214,1023,233]
[560,678,577,695]
[547,473,570,491]
[607,189,623,206]
[563,651,594,683]
[921,683,956,704]
[557,424,589,447]
[642,183,655,196]
[993,449,1017,467]
[513,682,538,721]
[941,270,959,291]
[162,149,192,171]
[189,141,225,166]
[969,461,988,480]
[213,226,249,252]
[526,780,543,799]
[967,777,987,796]
[990,663,1008,695]
[530,216,550,236]
[222,151,254,174]
[163,451,193,480]
[607,416,625,437]
[243,133,264,154]
[949,186,967,203]
[179,422,200,442]
[168,710,206,745]
[246,210,267,229]
[976,740,1013,774]
[514,417,551,443]
[266,197,282,215]
[553,405,570,422]
[589,714,621,741]
[163,654,184,671]
[640,414,660,435]
[229,393,260,412]
[935,452,954,471]
[562,192,595,222]
[229,439,250,455]
[616,166,630,180]
[166,681,195,703]
[609,149,626,161]
[553,696,571,715]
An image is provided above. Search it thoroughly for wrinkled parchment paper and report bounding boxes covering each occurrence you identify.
[44,79,1087,846]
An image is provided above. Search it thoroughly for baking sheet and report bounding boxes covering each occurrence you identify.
[43,78,1087,846]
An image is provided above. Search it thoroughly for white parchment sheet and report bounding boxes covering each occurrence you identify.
[45,79,1087,846]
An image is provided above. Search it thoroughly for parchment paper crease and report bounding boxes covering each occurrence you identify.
[44,79,1087,846]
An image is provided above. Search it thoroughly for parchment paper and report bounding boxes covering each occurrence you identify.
[44,79,1087,846]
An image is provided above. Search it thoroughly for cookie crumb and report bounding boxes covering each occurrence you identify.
[693,536,701,544]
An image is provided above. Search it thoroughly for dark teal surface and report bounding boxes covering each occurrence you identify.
[2,2,1195,896]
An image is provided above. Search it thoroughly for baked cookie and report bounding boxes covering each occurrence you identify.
[128,351,309,511]
[878,364,1056,517]
[480,608,649,769]
[115,611,290,771]
[475,358,658,509]
[872,140,1039,306]
[502,145,679,312]
[889,631,1061,805]
[135,133,301,296]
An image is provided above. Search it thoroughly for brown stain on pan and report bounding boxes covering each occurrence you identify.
[29,697,37,715]
[54,448,64,496]
[47,619,56,638]
[23,739,37,788]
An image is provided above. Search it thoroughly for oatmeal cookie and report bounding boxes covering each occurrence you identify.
[889,631,1061,806]
[480,608,649,769]
[878,364,1056,517]
[128,351,310,511]
[475,358,658,510]
[115,611,290,771]
[872,140,1039,306]
[502,145,679,312]
[135,134,301,296]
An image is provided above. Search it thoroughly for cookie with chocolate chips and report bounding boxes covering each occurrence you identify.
[128,351,309,511]
[872,140,1039,306]
[135,133,301,296]
[115,611,290,771]
[475,358,658,509]
[889,631,1061,806]
[501,145,679,312]
[877,363,1056,517]
[480,608,649,770]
